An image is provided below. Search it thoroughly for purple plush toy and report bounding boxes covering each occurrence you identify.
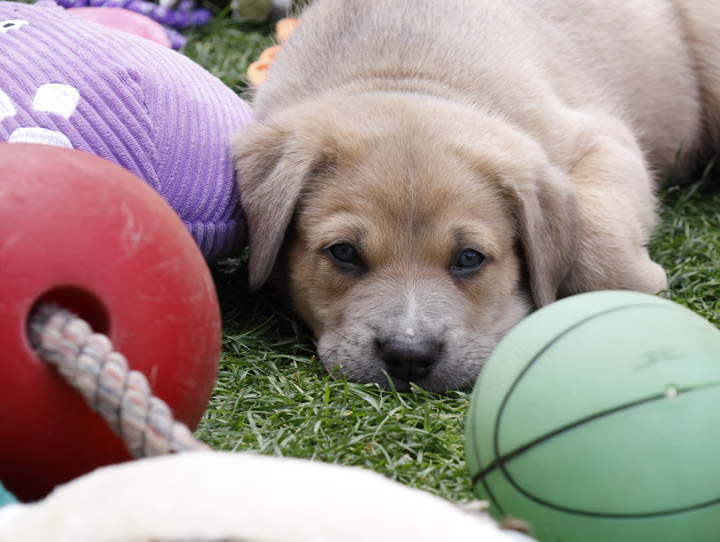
[0,0,253,261]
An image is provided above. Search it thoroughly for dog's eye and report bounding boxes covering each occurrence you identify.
[452,249,486,273]
[329,243,357,262]
[327,243,364,270]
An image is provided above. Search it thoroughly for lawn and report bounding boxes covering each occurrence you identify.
[183,13,720,505]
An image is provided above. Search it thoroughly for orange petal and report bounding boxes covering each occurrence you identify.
[247,59,271,87]
[247,18,298,87]
[276,17,298,43]
[258,44,282,63]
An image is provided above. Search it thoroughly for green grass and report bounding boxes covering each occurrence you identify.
[652,169,720,325]
[184,14,720,505]
[183,14,275,93]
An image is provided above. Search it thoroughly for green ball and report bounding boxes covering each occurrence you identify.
[466,291,720,542]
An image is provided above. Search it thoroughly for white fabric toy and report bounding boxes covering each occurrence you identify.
[0,451,535,542]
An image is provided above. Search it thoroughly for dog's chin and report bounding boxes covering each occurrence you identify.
[315,329,518,393]
[320,356,484,393]
[383,372,473,394]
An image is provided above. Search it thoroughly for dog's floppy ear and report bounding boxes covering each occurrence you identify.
[499,166,580,308]
[233,119,331,290]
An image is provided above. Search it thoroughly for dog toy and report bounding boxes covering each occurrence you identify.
[0,0,253,261]
[54,0,211,48]
[466,290,720,542]
[0,144,219,501]
[0,452,529,542]
[55,0,211,27]
[66,6,173,47]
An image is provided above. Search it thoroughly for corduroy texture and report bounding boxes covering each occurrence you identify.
[0,1,253,261]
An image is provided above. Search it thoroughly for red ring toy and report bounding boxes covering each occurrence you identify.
[0,144,221,501]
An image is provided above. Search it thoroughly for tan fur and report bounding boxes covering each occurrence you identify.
[233,0,720,391]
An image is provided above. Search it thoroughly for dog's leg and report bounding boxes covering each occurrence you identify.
[559,121,668,297]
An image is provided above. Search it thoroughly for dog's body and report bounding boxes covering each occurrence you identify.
[234,0,720,391]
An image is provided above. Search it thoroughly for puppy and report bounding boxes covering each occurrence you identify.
[233,0,720,391]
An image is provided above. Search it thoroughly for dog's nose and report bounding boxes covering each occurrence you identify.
[375,338,441,382]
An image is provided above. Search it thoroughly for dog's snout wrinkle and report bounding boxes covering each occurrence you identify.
[375,337,442,383]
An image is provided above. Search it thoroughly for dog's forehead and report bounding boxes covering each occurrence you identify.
[297,145,514,258]
[348,142,504,217]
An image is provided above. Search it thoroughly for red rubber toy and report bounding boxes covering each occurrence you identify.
[0,144,221,501]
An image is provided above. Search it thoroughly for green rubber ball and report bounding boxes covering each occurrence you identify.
[466,291,720,542]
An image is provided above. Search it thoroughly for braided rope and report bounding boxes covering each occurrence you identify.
[29,304,210,458]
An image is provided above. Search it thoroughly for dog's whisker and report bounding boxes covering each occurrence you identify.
[317,343,344,363]
[321,322,363,346]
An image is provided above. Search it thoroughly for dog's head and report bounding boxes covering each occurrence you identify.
[234,94,579,391]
